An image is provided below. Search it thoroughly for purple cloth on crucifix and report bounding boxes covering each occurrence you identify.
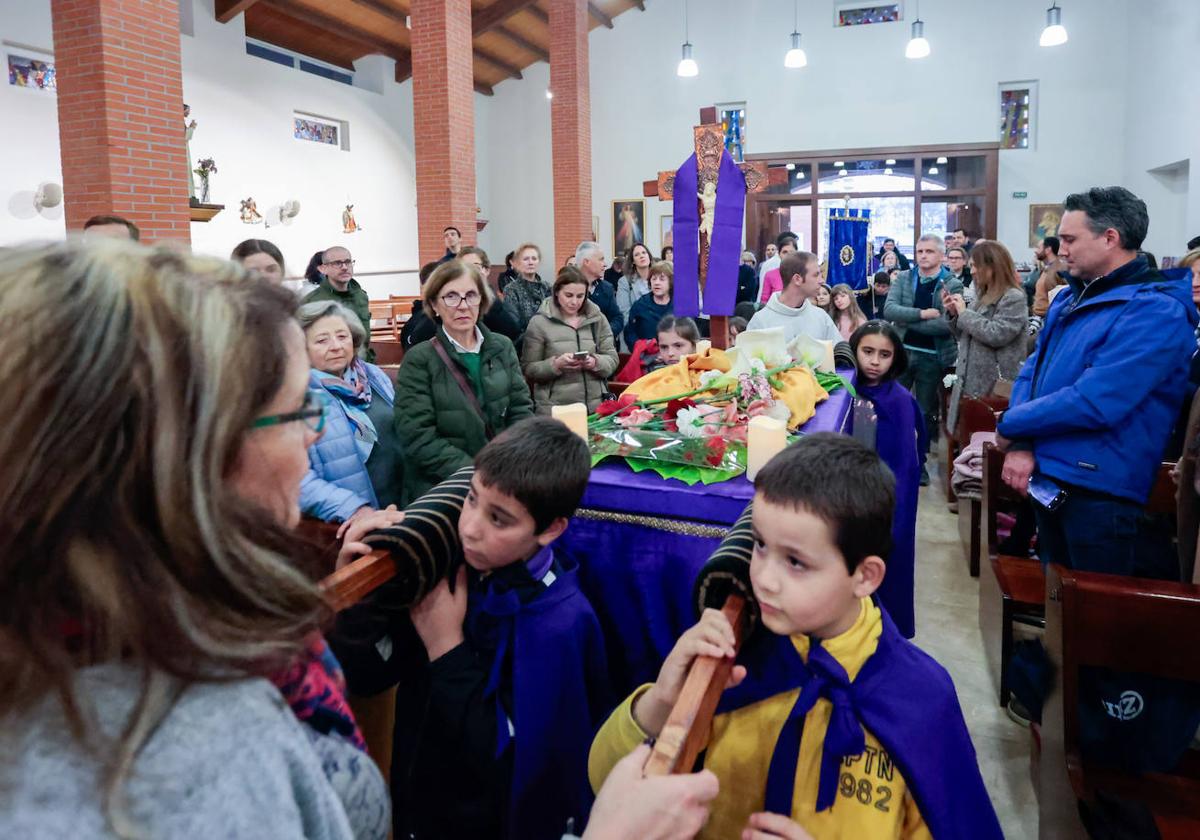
[672,150,747,318]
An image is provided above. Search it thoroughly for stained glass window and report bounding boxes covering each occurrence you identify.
[836,4,901,27]
[719,104,746,163]
[1000,87,1032,150]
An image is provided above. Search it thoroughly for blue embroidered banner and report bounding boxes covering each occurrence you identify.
[827,208,871,290]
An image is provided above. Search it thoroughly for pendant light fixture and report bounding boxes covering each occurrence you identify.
[784,0,807,68]
[905,0,930,59]
[1039,3,1068,47]
[677,0,699,77]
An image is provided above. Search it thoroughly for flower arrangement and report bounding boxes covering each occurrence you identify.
[587,329,852,484]
[194,158,217,203]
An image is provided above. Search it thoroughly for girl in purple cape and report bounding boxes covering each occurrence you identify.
[850,321,927,638]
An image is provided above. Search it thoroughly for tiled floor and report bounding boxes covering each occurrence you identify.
[912,472,1038,839]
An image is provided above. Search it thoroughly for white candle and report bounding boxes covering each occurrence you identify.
[551,403,589,442]
[746,415,787,481]
[695,339,712,355]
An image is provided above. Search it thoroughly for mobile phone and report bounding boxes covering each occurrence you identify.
[572,351,591,360]
[1028,473,1067,512]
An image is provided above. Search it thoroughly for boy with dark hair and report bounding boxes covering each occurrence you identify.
[333,417,610,840]
[589,434,1001,840]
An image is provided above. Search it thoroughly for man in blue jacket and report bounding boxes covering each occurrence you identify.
[998,186,1198,579]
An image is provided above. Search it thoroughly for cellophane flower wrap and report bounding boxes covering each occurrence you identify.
[587,328,850,484]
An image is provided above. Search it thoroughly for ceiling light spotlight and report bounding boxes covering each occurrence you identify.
[1040,3,1068,47]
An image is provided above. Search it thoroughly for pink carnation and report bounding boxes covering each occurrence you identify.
[615,407,655,428]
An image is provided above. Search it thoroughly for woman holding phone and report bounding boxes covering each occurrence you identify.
[521,265,619,413]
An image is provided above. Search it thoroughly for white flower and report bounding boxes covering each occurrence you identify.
[749,357,767,374]
[699,369,723,388]
[674,406,706,438]
[943,373,958,389]
[765,400,793,425]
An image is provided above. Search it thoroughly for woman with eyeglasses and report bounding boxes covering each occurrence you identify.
[297,300,405,525]
[0,241,388,839]
[394,259,534,499]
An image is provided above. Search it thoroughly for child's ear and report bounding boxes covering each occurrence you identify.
[852,556,886,598]
[535,516,569,546]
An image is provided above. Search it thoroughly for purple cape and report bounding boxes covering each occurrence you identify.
[715,608,1003,840]
[507,557,612,840]
[859,379,926,638]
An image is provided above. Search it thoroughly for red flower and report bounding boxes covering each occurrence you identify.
[663,398,698,432]
[705,436,728,467]
[596,393,637,418]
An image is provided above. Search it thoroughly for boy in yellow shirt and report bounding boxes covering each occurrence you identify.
[589,433,1002,839]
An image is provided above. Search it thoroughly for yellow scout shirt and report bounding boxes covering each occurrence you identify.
[588,598,931,840]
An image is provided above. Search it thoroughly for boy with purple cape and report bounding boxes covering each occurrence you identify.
[330,418,611,840]
[589,435,1000,839]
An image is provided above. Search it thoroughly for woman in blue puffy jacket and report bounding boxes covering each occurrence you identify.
[297,300,404,523]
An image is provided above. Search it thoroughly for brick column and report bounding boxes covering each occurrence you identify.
[51,0,190,243]
[411,0,476,265]
[549,0,592,266]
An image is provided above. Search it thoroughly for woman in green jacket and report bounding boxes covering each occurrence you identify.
[394,260,534,499]
[521,266,619,414]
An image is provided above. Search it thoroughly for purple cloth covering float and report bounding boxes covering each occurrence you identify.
[855,379,927,639]
[672,150,746,318]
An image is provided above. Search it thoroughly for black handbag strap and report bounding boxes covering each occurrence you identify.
[431,336,495,439]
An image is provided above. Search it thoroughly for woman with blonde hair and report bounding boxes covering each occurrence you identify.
[942,239,1029,435]
[501,242,549,331]
[829,282,868,340]
[0,241,387,838]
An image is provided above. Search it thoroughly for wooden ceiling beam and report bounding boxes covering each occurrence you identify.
[215,0,263,23]
[264,0,410,60]
[472,0,538,35]
[588,2,613,28]
[474,46,523,80]
[349,0,408,22]
[475,81,495,96]
[492,24,549,61]
[633,1,646,10]
[526,3,550,25]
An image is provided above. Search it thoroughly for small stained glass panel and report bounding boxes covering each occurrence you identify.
[719,105,746,163]
[8,54,55,90]
[294,116,339,146]
[1000,88,1031,150]
[836,4,902,27]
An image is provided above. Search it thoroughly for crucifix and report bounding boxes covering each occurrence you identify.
[643,106,769,350]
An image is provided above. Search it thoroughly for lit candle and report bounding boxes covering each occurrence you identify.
[746,415,787,481]
[695,339,712,356]
[551,403,589,441]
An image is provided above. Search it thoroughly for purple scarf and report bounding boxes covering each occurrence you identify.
[673,150,747,317]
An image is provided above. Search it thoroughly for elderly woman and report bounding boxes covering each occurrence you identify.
[298,300,404,522]
[0,241,387,838]
[943,240,1029,435]
[501,242,549,331]
[521,265,619,413]
[394,259,533,498]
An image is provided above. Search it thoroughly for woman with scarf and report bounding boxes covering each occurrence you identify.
[299,300,405,522]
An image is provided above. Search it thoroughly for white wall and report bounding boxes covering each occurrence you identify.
[1121,0,1200,258]
[480,0,1144,264]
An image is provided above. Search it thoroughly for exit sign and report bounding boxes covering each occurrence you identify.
[1012,191,1028,199]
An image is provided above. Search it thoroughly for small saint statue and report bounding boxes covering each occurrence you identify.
[342,204,359,234]
[184,104,198,204]
[698,181,717,240]
[240,197,262,224]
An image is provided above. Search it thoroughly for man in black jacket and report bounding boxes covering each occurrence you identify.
[576,241,624,338]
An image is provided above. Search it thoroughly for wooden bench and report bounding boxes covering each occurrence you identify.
[952,395,1004,576]
[1039,564,1200,837]
[978,449,1177,707]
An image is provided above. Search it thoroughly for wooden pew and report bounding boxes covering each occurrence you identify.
[978,451,1178,707]
[952,396,1004,576]
[1039,564,1200,837]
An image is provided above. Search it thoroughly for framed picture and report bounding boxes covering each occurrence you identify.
[592,215,600,242]
[660,215,674,253]
[611,199,645,258]
[1029,203,1064,247]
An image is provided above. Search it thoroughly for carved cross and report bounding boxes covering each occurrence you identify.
[643,107,768,349]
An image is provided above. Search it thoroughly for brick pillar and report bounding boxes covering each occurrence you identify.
[411,0,476,265]
[549,0,592,267]
[51,0,190,243]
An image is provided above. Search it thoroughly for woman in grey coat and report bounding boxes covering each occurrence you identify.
[944,240,1030,434]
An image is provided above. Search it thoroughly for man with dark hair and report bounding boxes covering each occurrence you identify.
[1187,234,1200,252]
[858,271,892,321]
[999,186,1196,578]
[951,227,972,252]
[755,231,798,300]
[82,214,140,241]
[1031,236,1068,318]
[439,226,462,263]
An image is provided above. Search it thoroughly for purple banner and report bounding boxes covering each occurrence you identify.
[672,154,701,316]
[703,152,747,316]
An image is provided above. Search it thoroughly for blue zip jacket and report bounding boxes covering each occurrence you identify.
[998,257,1197,503]
[300,364,396,522]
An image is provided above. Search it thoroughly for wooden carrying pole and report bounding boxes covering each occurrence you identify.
[319,549,396,612]
[643,593,748,776]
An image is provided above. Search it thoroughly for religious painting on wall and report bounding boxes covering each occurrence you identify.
[612,200,645,256]
[8,54,56,90]
[835,3,902,27]
[660,216,674,252]
[1029,203,1064,247]
[294,114,339,146]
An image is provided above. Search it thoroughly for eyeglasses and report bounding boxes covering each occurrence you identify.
[251,391,329,433]
[323,259,355,269]
[440,290,481,308]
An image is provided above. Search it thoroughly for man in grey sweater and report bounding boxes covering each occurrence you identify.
[747,250,843,344]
